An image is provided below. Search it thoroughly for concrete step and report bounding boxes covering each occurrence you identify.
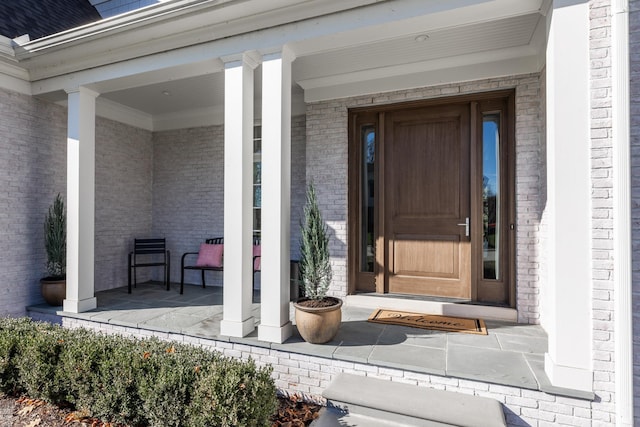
[320,373,507,427]
[312,406,414,427]
[346,294,517,322]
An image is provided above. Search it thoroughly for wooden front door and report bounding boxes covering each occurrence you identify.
[384,104,471,298]
[348,91,514,305]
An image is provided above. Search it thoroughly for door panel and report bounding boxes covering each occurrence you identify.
[385,104,471,298]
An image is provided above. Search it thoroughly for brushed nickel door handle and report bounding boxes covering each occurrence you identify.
[457,217,470,237]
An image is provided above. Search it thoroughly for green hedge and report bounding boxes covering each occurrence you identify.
[0,317,277,427]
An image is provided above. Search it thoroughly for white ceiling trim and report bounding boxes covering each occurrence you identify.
[153,105,225,131]
[96,97,154,130]
[20,0,545,84]
[0,72,31,95]
[15,0,383,80]
[297,44,541,92]
[303,55,541,103]
[151,91,306,131]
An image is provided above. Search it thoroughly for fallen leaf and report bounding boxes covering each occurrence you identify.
[18,404,36,415]
[25,416,41,427]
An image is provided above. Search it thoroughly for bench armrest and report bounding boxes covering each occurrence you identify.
[181,251,200,267]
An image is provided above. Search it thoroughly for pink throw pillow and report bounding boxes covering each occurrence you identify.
[196,243,223,267]
[253,245,261,271]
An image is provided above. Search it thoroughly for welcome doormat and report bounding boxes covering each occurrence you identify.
[368,309,488,335]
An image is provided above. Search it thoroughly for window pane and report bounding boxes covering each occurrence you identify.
[253,186,261,208]
[253,126,261,233]
[253,208,261,231]
[253,162,261,184]
[361,126,375,272]
[482,114,500,280]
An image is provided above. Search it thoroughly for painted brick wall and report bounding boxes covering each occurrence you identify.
[630,0,640,424]
[95,116,153,291]
[306,74,545,322]
[152,116,306,286]
[152,125,226,286]
[0,86,154,312]
[0,88,67,316]
[290,115,307,261]
[589,1,617,424]
[62,316,601,427]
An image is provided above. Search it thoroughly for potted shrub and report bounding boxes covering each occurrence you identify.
[40,193,66,306]
[293,183,342,344]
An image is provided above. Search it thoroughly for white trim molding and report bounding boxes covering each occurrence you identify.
[611,0,634,424]
[543,0,593,393]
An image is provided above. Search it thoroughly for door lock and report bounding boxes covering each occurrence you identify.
[457,217,470,237]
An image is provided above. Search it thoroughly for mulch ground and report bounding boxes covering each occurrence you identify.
[0,394,322,427]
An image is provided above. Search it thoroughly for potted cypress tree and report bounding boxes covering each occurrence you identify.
[40,193,66,306]
[293,183,342,343]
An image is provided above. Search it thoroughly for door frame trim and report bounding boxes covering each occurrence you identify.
[347,90,516,307]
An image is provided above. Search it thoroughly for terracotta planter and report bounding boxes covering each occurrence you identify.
[293,297,342,344]
[40,278,66,306]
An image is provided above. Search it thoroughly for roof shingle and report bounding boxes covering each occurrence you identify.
[0,0,101,40]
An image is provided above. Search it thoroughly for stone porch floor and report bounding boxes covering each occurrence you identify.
[26,281,591,400]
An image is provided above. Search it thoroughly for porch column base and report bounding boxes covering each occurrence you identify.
[220,317,255,338]
[544,353,593,393]
[258,321,292,344]
[63,297,97,314]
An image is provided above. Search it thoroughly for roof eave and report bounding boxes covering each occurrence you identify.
[14,0,385,80]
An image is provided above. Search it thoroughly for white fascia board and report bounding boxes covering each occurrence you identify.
[301,52,541,102]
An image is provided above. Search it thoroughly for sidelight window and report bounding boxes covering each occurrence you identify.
[361,126,375,272]
[482,114,500,280]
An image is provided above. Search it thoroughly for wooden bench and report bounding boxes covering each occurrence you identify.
[128,238,170,293]
[180,236,261,294]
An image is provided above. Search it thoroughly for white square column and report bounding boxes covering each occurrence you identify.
[221,52,261,338]
[64,87,98,313]
[258,49,295,343]
[543,0,593,393]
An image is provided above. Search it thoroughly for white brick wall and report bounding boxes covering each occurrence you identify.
[306,74,545,323]
[0,88,67,316]
[61,317,599,427]
[0,87,155,312]
[152,125,225,285]
[95,116,154,291]
[151,116,306,286]
[629,0,640,424]
[589,1,616,424]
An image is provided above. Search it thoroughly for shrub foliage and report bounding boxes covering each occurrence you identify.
[0,317,277,426]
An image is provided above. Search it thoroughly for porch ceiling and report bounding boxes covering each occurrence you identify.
[28,0,547,131]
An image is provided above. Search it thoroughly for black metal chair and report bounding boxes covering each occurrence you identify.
[181,237,224,294]
[128,238,170,293]
[180,236,261,295]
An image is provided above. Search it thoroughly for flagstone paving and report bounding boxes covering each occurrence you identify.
[28,282,562,394]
